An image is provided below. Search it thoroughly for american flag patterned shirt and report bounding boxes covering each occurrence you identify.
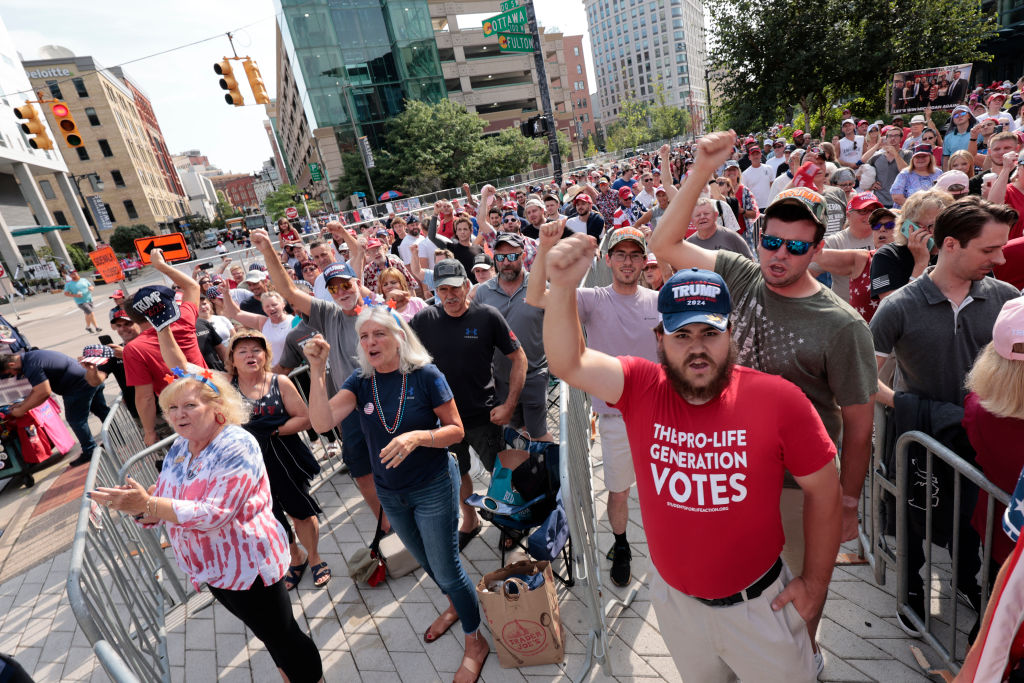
[148,425,290,591]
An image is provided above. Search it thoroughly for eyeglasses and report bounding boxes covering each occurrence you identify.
[502,217,519,224]
[952,112,968,119]
[327,280,355,294]
[610,251,646,263]
[493,252,521,263]
[302,266,318,272]
[760,234,816,256]
[872,220,896,231]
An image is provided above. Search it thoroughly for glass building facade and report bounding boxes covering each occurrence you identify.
[276,0,447,149]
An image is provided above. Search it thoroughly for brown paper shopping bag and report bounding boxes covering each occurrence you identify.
[476,559,565,668]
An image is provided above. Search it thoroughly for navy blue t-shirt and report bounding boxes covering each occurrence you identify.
[342,363,454,493]
[20,349,91,396]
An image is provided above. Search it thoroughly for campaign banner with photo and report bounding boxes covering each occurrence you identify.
[889,63,973,114]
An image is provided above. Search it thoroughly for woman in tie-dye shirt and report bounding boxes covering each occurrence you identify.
[92,370,324,682]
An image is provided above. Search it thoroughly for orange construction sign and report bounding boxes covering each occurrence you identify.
[134,232,191,265]
[89,246,124,282]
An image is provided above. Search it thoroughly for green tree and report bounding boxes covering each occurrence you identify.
[476,128,548,182]
[584,135,598,158]
[215,190,237,219]
[706,0,997,133]
[109,224,154,255]
[66,244,92,271]
[264,184,328,221]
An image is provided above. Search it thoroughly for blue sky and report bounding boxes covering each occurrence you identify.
[0,0,592,176]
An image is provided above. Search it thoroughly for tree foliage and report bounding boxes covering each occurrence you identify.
[215,190,237,219]
[334,100,570,201]
[109,224,154,255]
[706,0,998,133]
[604,90,692,154]
[264,184,323,221]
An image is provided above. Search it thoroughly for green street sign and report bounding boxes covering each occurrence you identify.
[500,0,519,10]
[482,6,527,37]
[308,162,323,181]
[497,32,534,53]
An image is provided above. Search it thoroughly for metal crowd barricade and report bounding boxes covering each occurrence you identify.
[849,402,899,585]
[893,430,1011,674]
[559,381,637,682]
[66,445,196,683]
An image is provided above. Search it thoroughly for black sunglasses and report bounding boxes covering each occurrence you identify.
[760,234,815,256]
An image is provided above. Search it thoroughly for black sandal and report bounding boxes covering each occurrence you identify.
[284,558,308,591]
[458,523,482,551]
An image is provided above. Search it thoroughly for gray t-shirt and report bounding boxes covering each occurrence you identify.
[869,151,901,207]
[715,250,877,444]
[820,229,874,303]
[577,285,660,413]
[473,274,547,381]
[870,270,1019,404]
[687,228,754,260]
[822,186,848,237]
[308,297,360,393]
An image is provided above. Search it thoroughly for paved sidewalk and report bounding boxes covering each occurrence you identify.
[0,442,966,682]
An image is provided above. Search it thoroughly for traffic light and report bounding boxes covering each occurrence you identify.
[242,58,270,105]
[13,102,53,150]
[214,59,244,106]
[50,101,82,147]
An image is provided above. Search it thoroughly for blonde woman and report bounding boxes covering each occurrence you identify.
[890,143,943,206]
[948,149,976,179]
[220,290,295,366]
[377,267,427,321]
[868,188,953,299]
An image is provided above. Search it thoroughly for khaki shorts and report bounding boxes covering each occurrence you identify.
[649,562,817,683]
[597,413,635,493]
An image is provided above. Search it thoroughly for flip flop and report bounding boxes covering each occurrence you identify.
[311,561,331,588]
[458,523,482,551]
[453,646,489,683]
[284,558,308,591]
[424,609,460,643]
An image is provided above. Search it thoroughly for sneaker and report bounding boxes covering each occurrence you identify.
[609,543,631,587]
[896,589,924,637]
[813,649,824,677]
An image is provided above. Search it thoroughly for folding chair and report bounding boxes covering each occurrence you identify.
[466,427,574,587]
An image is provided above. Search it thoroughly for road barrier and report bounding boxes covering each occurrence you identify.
[893,430,1010,674]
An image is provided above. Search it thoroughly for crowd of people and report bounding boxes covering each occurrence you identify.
[10,77,1023,681]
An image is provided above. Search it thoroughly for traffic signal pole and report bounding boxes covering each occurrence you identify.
[524,0,562,186]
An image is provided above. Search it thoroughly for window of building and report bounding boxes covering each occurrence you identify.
[37,179,56,199]
[111,170,125,187]
[104,204,116,222]
[73,78,89,97]
[123,200,138,220]
[576,64,582,74]
[76,147,89,161]
[85,107,100,126]
[54,210,68,225]
[46,80,63,99]
[573,46,580,56]
[98,139,113,157]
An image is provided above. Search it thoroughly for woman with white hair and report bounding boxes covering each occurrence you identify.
[304,305,489,683]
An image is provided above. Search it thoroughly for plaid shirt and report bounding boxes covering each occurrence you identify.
[363,254,418,293]
[595,189,619,223]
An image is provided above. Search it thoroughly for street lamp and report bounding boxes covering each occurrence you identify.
[69,172,104,242]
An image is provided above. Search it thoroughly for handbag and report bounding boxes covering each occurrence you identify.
[346,508,419,586]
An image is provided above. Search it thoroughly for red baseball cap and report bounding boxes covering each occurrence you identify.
[793,129,805,137]
[847,192,883,212]
[617,187,633,200]
[573,193,593,205]
[365,238,383,249]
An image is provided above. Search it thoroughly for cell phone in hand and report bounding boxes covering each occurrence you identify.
[98,335,113,345]
[993,125,1004,134]
[198,262,214,270]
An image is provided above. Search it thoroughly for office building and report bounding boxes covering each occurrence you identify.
[563,35,596,141]
[584,0,708,130]
[210,174,258,212]
[23,50,189,239]
[171,155,218,221]
[0,17,81,269]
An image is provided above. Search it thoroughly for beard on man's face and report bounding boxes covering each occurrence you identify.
[657,338,737,403]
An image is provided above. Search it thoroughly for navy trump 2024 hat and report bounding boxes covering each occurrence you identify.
[658,268,732,333]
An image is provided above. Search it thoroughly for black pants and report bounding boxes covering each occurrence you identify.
[208,576,322,682]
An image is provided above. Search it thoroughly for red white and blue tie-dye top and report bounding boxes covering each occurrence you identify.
[149,425,289,590]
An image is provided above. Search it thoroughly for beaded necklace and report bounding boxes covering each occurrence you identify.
[371,372,407,434]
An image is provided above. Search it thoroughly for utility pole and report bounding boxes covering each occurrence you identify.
[524,0,562,185]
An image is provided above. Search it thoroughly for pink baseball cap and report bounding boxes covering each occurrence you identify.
[993,298,1024,361]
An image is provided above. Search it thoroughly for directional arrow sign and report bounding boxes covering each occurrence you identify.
[482,6,527,36]
[134,232,192,265]
[498,33,534,52]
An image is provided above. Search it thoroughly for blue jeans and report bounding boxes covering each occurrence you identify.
[377,456,481,634]
[62,384,109,456]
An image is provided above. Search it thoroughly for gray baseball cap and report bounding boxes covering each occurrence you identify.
[433,259,468,287]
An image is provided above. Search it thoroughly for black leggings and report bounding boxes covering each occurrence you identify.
[208,576,322,682]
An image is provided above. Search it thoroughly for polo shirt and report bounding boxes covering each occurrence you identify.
[473,274,546,381]
[870,269,1020,404]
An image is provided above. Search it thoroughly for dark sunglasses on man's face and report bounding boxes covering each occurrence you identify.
[760,234,815,256]
[871,220,896,231]
[494,252,521,263]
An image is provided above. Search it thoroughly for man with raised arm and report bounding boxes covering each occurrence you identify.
[543,233,841,682]
[247,227,388,531]
[649,131,877,670]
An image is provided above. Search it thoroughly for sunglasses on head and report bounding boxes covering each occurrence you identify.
[327,280,354,294]
[493,252,521,263]
[872,220,896,231]
[760,234,816,255]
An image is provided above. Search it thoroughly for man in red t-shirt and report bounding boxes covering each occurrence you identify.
[543,234,841,682]
[123,249,208,445]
